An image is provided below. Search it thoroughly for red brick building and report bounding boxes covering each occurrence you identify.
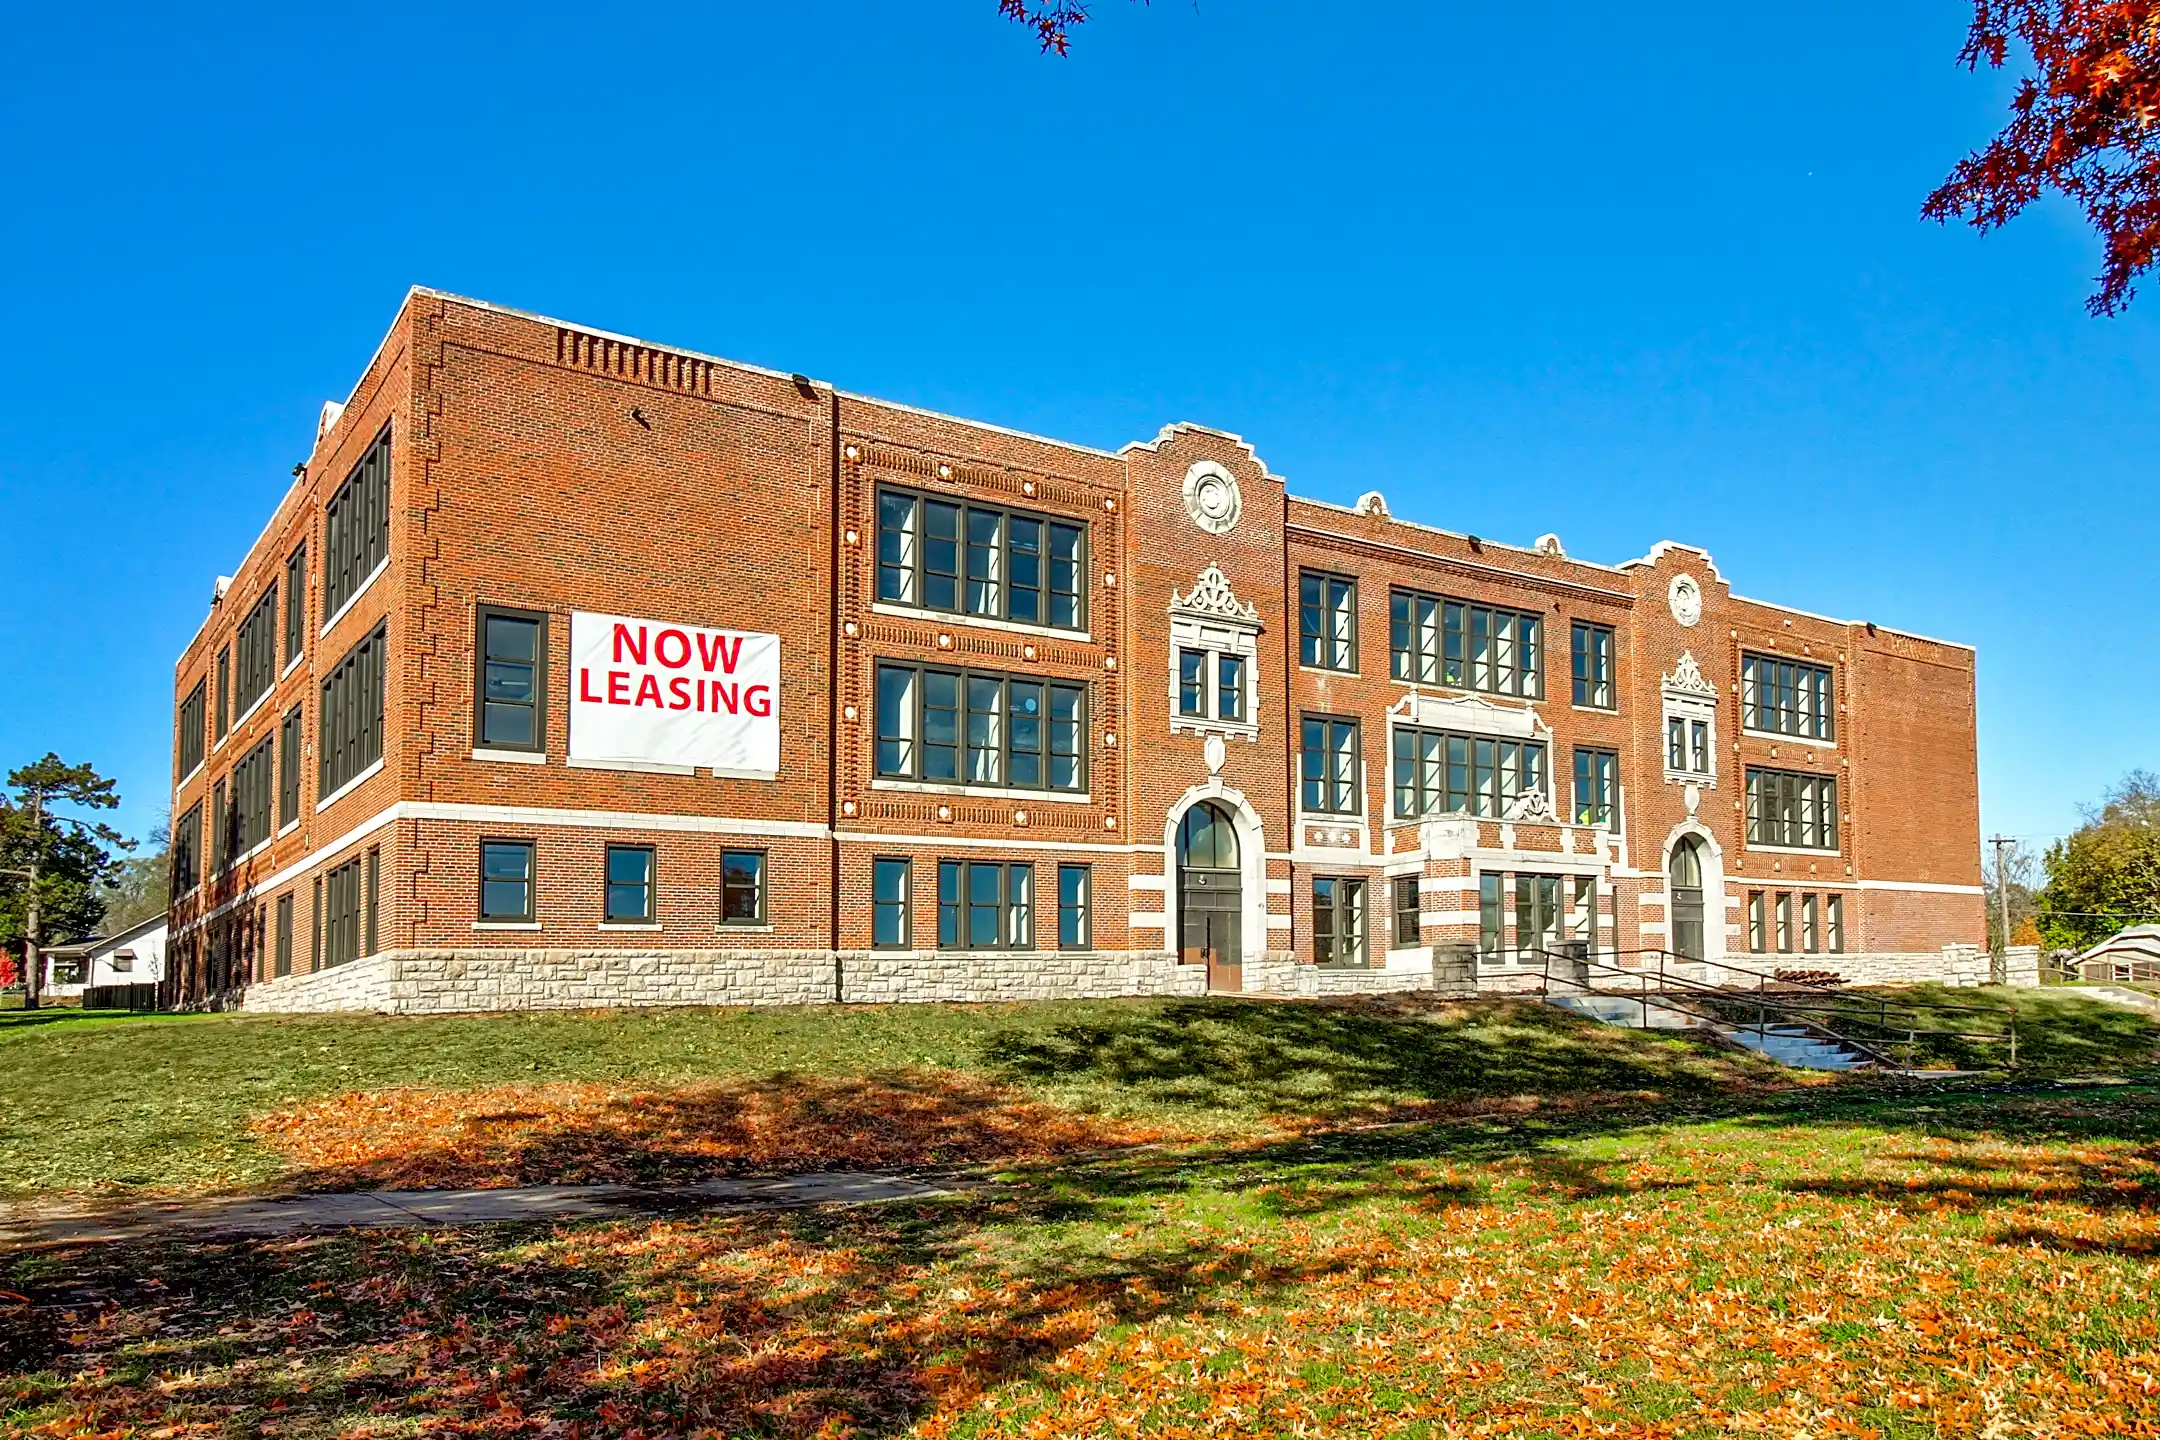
[162,291,1986,1012]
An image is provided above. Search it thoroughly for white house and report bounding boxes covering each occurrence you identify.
[42,915,167,1007]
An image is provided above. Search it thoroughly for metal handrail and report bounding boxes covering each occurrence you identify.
[1535,948,2019,1070]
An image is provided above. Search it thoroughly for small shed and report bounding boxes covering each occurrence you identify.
[2074,924,2160,984]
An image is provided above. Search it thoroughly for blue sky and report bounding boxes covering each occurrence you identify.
[1,1,2150,853]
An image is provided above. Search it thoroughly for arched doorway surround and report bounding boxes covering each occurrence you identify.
[1162,782,1269,992]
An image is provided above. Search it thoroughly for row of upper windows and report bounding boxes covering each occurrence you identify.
[179,427,391,779]
[168,623,387,894]
[1296,571,1839,737]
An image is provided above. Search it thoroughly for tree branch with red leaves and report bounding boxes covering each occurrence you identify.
[1926,1,2160,314]
[999,1,1147,55]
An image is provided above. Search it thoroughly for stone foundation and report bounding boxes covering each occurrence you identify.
[232,942,2036,1016]
[238,948,1206,1015]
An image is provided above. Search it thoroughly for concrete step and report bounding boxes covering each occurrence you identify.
[1719,1025,1870,1070]
[1543,993,1704,1030]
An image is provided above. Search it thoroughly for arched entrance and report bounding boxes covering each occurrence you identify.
[1669,837,1706,962]
[1177,801,1242,992]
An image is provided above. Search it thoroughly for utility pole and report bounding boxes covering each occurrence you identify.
[1989,833,2013,986]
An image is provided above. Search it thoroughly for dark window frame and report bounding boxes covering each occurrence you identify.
[319,622,388,800]
[1570,621,1616,710]
[278,704,303,830]
[323,425,392,622]
[171,803,201,894]
[874,485,1088,632]
[872,857,912,949]
[1745,767,1841,851]
[1298,570,1358,672]
[1740,653,1836,742]
[233,583,278,721]
[229,733,275,859]
[1393,874,1422,948]
[215,648,231,742]
[1391,724,1549,820]
[274,893,294,978]
[1312,875,1369,968]
[720,849,767,926]
[1390,589,1544,700]
[1299,714,1361,815]
[1571,746,1618,829]
[474,604,549,753]
[322,855,364,969]
[874,661,1087,793]
[604,844,656,924]
[284,542,307,669]
[1057,863,1091,950]
[177,680,207,779]
[935,860,1035,951]
[478,839,536,923]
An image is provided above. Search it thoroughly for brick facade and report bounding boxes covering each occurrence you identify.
[164,290,1986,1012]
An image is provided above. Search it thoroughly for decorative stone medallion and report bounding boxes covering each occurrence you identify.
[1182,461,1242,535]
[1668,573,1703,628]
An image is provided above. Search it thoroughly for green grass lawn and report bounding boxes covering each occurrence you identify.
[1,996,1825,1200]
[6,1082,2157,1437]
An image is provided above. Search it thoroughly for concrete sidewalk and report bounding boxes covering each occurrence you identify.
[0,1170,958,1248]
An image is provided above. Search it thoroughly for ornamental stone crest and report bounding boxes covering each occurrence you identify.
[1182,461,1243,535]
[1170,563,1260,624]
[1668,573,1703,627]
[1662,650,1716,697]
[1505,787,1558,822]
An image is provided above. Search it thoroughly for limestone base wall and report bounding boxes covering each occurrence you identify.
[238,948,1206,1015]
[230,942,2041,1016]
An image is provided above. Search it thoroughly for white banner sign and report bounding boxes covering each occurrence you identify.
[568,611,780,776]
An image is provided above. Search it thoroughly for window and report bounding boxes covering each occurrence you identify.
[1299,571,1356,670]
[230,734,275,858]
[1746,768,1840,850]
[324,426,391,620]
[721,850,766,925]
[274,893,294,978]
[171,804,201,894]
[1802,892,1821,953]
[1827,894,1845,953]
[278,705,302,829]
[1571,622,1615,708]
[365,848,380,956]
[234,584,278,720]
[1312,877,1367,967]
[605,845,655,923]
[1478,872,1504,960]
[1570,875,1602,957]
[1391,726,1547,819]
[1217,654,1246,723]
[475,605,547,751]
[215,648,231,741]
[311,875,323,970]
[1748,891,1767,953]
[1058,864,1091,949]
[1572,747,1617,828]
[1669,840,1706,962]
[936,861,1033,949]
[178,680,206,779]
[480,841,534,922]
[1775,892,1794,953]
[1299,716,1360,814]
[319,622,387,799]
[211,778,228,871]
[322,855,364,968]
[1667,716,1712,775]
[284,543,307,667]
[1741,654,1835,741]
[1393,875,1422,947]
[1391,591,1543,699]
[1516,873,1563,958]
[875,488,1084,630]
[875,662,1084,792]
[1177,648,1206,716]
[873,858,912,948]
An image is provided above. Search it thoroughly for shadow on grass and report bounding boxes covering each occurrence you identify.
[982,994,1792,1121]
